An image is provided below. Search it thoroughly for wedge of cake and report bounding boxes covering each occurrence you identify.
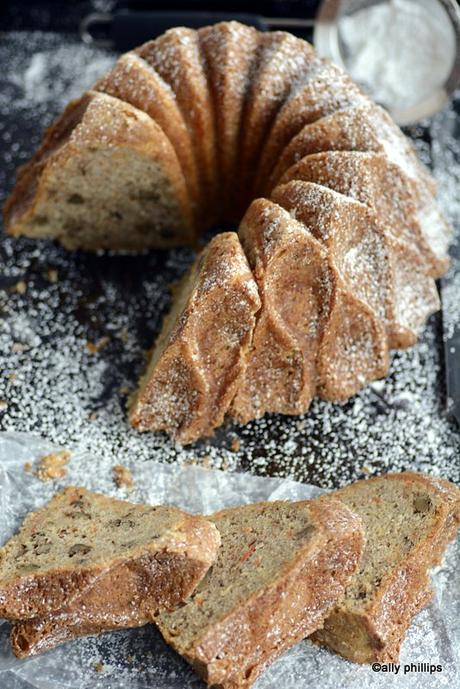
[129,232,261,444]
[158,498,363,689]
[3,91,194,250]
[312,472,460,663]
[0,486,220,655]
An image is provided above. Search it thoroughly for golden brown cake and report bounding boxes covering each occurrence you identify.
[158,498,364,689]
[0,487,220,626]
[3,22,451,441]
[4,91,194,250]
[312,472,460,663]
[129,232,260,444]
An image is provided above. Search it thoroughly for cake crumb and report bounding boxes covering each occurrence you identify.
[15,280,27,294]
[47,268,59,283]
[230,437,241,452]
[36,450,71,481]
[7,372,17,381]
[94,662,104,673]
[0,400,8,412]
[24,462,33,473]
[113,464,134,491]
[86,336,110,354]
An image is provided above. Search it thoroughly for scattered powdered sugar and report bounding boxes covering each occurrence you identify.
[1,32,115,111]
[440,268,460,343]
[0,31,458,495]
[0,27,458,689]
[339,0,456,111]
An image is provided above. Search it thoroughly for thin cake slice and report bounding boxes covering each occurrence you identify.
[0,487,220,624]
[129,232,261,444]
[11,533,216,658]
[312,472,460,663]
[158,498,364,689]
[4,91,194,250]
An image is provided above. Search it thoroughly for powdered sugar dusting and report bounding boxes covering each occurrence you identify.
[0,30,458,495]
[1,32,114,111]
[0,28,458,689]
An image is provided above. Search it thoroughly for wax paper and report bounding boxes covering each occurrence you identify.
[0,432,457,689]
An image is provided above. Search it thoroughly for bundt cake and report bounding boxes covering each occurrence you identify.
[3,22,451,443]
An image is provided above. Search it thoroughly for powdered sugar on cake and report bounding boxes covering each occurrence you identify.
[0,32,458,488]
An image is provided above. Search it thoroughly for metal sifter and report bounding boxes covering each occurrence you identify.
[314,0,460,125]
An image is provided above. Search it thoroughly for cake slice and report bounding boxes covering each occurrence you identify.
[312,472,460,663]
[129,232,261,444]
[3,91,194,250]
[158,498,364,689]
[198,21,259,218]
[0,486,220,623]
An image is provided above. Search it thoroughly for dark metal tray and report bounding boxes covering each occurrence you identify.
[0,30,458,490]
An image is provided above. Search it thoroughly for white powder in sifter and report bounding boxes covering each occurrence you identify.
[338,0,456,111]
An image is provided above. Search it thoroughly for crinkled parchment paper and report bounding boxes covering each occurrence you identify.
[0,432,457,689]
